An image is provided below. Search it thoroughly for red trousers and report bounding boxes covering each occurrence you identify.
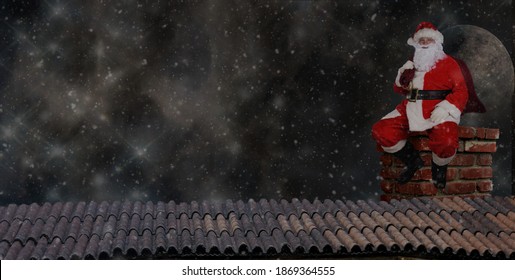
[372,112,458,162]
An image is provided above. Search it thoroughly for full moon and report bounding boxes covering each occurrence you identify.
[442,25,514,127]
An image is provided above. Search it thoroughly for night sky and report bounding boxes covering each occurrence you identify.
[0,0,513,205]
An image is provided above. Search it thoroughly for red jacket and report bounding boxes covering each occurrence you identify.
[392,55,470,131]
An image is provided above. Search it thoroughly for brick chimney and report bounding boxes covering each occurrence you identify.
[379,126,499,201]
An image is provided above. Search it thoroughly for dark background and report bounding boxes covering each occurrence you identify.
[0,0,512,205]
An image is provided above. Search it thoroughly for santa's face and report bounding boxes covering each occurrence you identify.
[418,37,435,48]
[413,37,445,72]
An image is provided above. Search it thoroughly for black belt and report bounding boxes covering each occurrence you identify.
[407,89,451,102]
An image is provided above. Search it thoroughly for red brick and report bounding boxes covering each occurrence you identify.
[420,153,432,166]
[449,154,475,166]
[476,128,486,138]
[396,182,437,196]
[380,180,397,193]
[380,155,393,166]
[458,126,476,138]
[458,141,465,152]
[444,181,477,195]
[412,168,432,180]
[380,194,406,202]
[411,138,431,151]
[460,167,493,179]
[477,180,493,192]
[464,141,496,153]
[485,129,500,140]
[380,167,402,179]
[477,154,493,166]
[392,157,403,167]
[447,168,459,180]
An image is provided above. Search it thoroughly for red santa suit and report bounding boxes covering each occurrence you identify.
[372,47,469,165]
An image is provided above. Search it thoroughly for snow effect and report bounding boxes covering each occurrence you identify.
[0,0,512,204]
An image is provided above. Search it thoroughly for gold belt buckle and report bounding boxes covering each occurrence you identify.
[408,88,419,102]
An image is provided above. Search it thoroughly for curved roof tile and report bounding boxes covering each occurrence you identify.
[0,196,513,259]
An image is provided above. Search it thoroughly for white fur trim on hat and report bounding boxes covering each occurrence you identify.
[407,28,444,46]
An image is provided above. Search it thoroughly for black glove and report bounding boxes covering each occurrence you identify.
[399,68,415,88]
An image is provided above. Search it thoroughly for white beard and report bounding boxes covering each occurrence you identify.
[413,43,446,72]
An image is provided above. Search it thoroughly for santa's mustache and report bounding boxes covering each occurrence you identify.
[413,43,445,71]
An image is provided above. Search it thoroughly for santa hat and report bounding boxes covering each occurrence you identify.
[407,21,444,46]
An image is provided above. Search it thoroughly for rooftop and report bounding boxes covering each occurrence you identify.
[1,196,514,259]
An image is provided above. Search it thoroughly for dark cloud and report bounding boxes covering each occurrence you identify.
[0,0,512,204]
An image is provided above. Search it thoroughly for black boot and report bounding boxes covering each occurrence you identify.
[392,142,424,184]
[432,161,448,189]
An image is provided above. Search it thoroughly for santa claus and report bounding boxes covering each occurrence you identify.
[372,21,483,189]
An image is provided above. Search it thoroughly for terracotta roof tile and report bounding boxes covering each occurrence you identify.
[48,203,63,221]
[0,206,5,221]
[178,213,190,235]
[325,199,347,216]
[436,230,460,254]
[13,204,28,221]
[58,237,75,259]
[280,199,296,218]
[17,239,36,260]
[301,212,318,235]
[362,227,385,251]
[347,212,366,232]
[307,199,323,217]
[5,240,22,260]
[166,229,179,254]
[42,237,62,260]
[154,227,167,253]
[31,237,47,259]
[484,197,510,215]
[166,212,177,232]
[399,227,423,251]
[297,230,316,253]
[474,231,502,256]
[14,220,31,244]
[449,230,477,255]
[98,232,114,258]
[196,230,211,253]
[496,213,515,232]
[105,201,119,220]
[244,230,261,253]
[213,201,227,218]
[386,226,410,250]
[140,230,153,256]
[462,230,489,256]
[486,213,512,233]
[409,198,433,214]
[27,219,44,242]
[334,229,359,252]
[499,232,515,249]
[374,227,397,251]
[0,196,514,259]
[413,228,438,253]
[96,201,109,220]
[39,216,56,240]
[51,218,69,242]
[120,201,133,217]
[85,234,100,259]
[189,201,201,218]
[348,227,372,251]
[85,202,98,218]
[71,202,86,221]
[259,199,273,216]
[268,200,283,217]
